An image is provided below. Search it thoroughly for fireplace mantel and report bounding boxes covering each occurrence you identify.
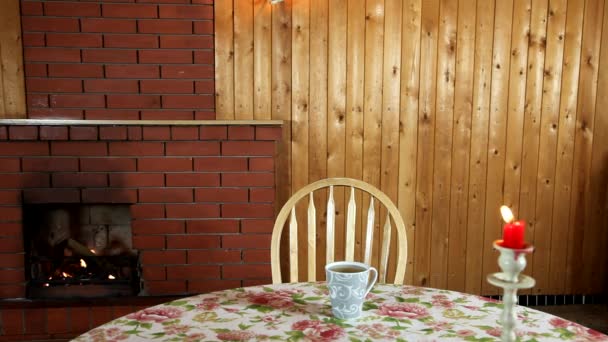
[0,119,282,126]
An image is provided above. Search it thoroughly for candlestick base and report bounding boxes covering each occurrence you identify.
[486,240,535,342]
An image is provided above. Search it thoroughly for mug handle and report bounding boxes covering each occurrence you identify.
[364,267,378,297]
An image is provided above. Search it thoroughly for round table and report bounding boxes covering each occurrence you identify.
[73,282,608,341]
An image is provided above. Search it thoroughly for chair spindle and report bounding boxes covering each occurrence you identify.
[364,197,375,266]
[379,212,392,283]
[345,187,356,261]
[289,208,298,282]
[326,185,335,264]
[307,193,316,281]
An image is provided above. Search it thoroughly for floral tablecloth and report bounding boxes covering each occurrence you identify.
[73,282,608,341]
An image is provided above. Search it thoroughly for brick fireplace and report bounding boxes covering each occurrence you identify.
[0,120,282,340]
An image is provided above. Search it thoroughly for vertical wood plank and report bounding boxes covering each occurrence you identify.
[520,0,548,295]
[214,0,235,119]
[533,0,567,294]
[398,0,422,285]
[253,0,272,120]
[309,0,328,280]
[272,0,293,261]
[503,0,530,215]
[346,0,366,262]
[447,0,475,292]
[0,41,5,115]
[414,0,439,287]
[363,0,385,268]
[550,0,583,295]
[430,0,456,290]
[566,0,601,293]
[234,0,254,120]
[465,0,494,295]
[327,0,347,261]
[544,0,580,294]
[380,0,402,281]
[575,0,603,294]
[291,0,310,280]
[0,0,26,118]
[481,0,513,295]
[590,0,608,292]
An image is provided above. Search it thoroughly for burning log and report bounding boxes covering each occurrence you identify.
[66,238,96,257]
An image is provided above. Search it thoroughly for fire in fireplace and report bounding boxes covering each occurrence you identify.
[23,204,140,299]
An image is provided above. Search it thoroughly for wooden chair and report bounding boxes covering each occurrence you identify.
[271,177,408,284]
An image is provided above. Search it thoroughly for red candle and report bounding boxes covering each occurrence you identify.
[500,206,526,249]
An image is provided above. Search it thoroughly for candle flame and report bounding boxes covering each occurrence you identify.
[90,249,96,254]
[80,259,87,268]
[108,274,115,280]
[61,272,71,278]
[500,205,515,223]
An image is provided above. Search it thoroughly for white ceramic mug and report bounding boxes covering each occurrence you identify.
[325,261,378,319]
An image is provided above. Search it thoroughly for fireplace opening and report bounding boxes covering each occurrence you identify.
[23,204,140,299]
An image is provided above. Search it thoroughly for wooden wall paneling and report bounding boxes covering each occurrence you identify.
[346,0,366,262]
[398,0,422,285]
[465,0,494,295]
[327,0,347,262]
[414,0,439,287]
[234,0,254,120]
[363,0,385,268]
[291,0,310,280]
[253,0,272,119]
[0,0,26,118]
[533,0,567,294]
[520,0,548,295]
[217,0,608,294]
[214,0,235,119]
[591,0,608,292]
[308,0,328,280]
[503,0,530,216]
[576,0,604,294]
[430,0,456,290]
[550,0,584,295]
[447,0,475,292]
[380,0,402,282]
[481,0,513,295]
[271,1,293,265]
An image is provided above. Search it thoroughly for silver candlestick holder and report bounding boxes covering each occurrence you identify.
[486,240,535,342]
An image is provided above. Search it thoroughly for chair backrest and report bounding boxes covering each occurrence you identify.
[271,177,407,284]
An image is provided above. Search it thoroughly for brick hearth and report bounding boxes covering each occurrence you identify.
[0,120,281,340]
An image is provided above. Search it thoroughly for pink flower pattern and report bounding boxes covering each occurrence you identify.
[71,283,608,342]
[126,306,183,323]
[244,289,299,309]
[216,330,256,341]
[377,302,430,319]
[292,319,345,341]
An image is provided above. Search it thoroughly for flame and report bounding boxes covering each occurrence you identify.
[61,272,71,278]
[108,274,116,280]
[500,205,515,223]
[90,249,96,254]
[80,259,87,268]
[43,283,49,287]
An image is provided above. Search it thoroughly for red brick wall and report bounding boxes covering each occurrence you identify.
[21,0,215,120]
[0,123,281,341]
